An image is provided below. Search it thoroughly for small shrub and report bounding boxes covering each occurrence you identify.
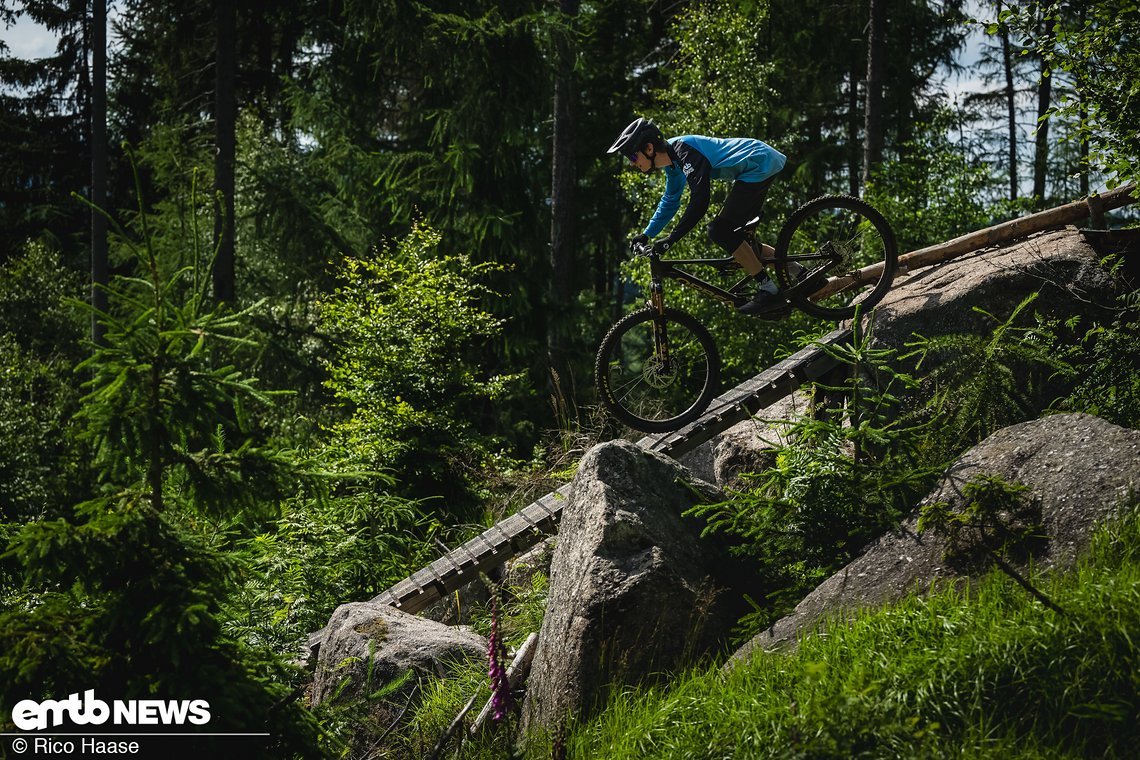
[1057,288,1140,428]
[318,221,522,509]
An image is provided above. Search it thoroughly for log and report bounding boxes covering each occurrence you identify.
[812,184,1138,300]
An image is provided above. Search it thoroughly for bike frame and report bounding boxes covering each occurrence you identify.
[641,238,839,370]
[643,245,833,313]
[646,254,749,311]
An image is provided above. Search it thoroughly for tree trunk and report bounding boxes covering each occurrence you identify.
[91,0,108,345]
[848,62,860,196]
[999,0,1018,201]
[548,0,578,376]
[861,0,886,189]
[213,0,236,303]
[1032,6,1054,207]
[1077,5,1090,202]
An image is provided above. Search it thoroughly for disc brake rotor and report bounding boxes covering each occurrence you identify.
[643,355,679,388]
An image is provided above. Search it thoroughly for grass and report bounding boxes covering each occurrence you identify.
[531,503,1140,759]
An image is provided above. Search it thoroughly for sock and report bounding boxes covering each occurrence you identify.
[754,274,778,296]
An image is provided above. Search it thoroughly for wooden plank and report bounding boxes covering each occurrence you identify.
[454,543,481,568]
[527,496,561,522]
[486,523,515,550]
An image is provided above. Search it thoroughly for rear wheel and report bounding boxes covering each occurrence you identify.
[595,307,720,433]
[773,195,898,321]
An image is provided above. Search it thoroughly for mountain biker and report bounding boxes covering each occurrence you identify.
[608,117,800,317]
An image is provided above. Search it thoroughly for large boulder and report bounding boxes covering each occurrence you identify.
[520,440,754,737]
[729,413,1140,664]
[311,602,487,704]
[868,227,1117,354]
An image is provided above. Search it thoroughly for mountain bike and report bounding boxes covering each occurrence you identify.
[595,194,898,433]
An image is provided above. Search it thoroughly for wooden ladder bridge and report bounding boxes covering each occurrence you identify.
[370,185,1138,618]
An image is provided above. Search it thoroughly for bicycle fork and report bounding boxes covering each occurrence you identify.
[648,278,672,371]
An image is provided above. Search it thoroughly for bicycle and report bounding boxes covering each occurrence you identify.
[594,194,898,433]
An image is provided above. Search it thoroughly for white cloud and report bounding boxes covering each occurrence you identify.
[2,17,58,59]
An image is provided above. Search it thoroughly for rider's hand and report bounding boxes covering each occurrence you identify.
[628,233,649,251]
[651,239,672,255]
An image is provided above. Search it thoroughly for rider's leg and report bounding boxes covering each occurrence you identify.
[707,178,794,315]
[730,240,775,276]
[707,177,773,259]
[731,240,764,276]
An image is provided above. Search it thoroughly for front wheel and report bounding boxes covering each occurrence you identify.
[595,307,720,433]
[774,195,898,321]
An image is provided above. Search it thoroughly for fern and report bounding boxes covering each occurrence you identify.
[902,292,1077,461]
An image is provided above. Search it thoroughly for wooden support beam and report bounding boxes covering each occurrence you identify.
[813,184,1138,300]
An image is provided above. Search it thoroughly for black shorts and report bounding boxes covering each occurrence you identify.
[707,177,774,253]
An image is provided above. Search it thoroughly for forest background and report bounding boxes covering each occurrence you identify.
[0,0,1137,756]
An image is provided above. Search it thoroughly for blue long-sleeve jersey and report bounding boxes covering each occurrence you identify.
[643,135,787,243]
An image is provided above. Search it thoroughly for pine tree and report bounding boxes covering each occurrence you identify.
[0,0,90,259]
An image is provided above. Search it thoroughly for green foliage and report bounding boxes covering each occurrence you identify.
[918,473,1037,559]
[556,504,1140,759]
[407,659,494,759]
[0,244,86,522]
[0,495,327,756]
[0,171,329,755]
[864,110,995,253]
[903,292,1076,463]
[1015,0,1140,187]
[0,242,85,357]
[230,487,440,653]
[1057,291,1140,428]
[919,472,1063,615]
[0,336,82,522]
[655,0,777,143]
[688,321,943,635]
[319,221,521,506]
[287,0,560,441]
[76,196,301,517]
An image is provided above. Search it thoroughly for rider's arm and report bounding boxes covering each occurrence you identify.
[643,167,685,239]
[658,140,711,247]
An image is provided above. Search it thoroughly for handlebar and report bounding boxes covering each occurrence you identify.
[629,241,654,258]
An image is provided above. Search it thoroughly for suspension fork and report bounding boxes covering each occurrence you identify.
[648,261,671,367]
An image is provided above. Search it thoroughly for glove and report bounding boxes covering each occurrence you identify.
[651,239,672,255]
[628,233,649,251]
